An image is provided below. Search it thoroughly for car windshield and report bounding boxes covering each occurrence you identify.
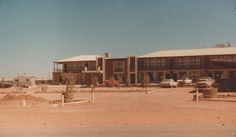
[162,79,172,82]
[198,79,208,82]
[200,77,211,80]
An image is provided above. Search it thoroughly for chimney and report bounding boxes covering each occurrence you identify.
[105,52,112,59]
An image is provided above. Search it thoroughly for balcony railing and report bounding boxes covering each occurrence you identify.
[54,67,99,73]
[54,69,63,73]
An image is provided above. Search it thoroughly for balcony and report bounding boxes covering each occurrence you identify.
[54,69,63,73]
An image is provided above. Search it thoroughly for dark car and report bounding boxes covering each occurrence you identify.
[0,81,13,88]
[216,79,236,92]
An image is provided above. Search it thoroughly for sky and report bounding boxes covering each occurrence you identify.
[0,0,236,78]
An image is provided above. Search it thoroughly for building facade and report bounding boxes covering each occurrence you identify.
[53,55,104,85]
[53,47,236,85]
[53,55,138,85]
[138,47,236,82]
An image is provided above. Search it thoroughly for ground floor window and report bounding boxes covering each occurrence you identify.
[229,71,236,80]
[214,71,223,80]
[155,72,164,82]
[189,71,199,81]
[147,72,154,82]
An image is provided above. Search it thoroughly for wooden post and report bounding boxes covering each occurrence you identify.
[90,85,95,103]
[22,100,26,106]
[92,86,94,103]
[196,88,199,101]
[61,95,64,106]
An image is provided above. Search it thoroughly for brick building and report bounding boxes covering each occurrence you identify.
[53,55,104,85]
[53,54,138,85]
[53,47,236,85]
[138,47,236,83]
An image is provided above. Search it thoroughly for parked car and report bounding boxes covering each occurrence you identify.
[13,76,33,88]
[196,77,215,90]
[160,79,178,88]
[216,79,236,92]
[177,77,192,86]
[0,81,13,88]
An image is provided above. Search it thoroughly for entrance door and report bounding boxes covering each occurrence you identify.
[130,74,135,84]
[157,72,163,82]
[147,72,154,82]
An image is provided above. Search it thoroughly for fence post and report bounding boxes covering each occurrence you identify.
[196,88,199,101]
[61,95,64,106]
[90,85,95,103]
[22,99,26,106]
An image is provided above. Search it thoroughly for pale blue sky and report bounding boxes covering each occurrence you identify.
[0,0,236,77]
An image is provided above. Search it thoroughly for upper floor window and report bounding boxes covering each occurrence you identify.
[190,57,200,66]
[210,55,236,61]
[156,58,166,67]
[144,59,155,68]
[113,61,124,73]
[89,62,97,70]
[77,62,84,71]
[177,57,200,67]
[177,57,189,67]
[67,63,77,72]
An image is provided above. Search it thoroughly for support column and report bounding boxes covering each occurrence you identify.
[127,56,130,85]
[53,62,56,72]
[102,57,106,84]
[135,57,138,85]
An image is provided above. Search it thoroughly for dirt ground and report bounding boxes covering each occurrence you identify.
[0,86,235,136]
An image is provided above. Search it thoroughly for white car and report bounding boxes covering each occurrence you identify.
[196,77,215,90]
[160,79,178,88]
[177,77,192,85]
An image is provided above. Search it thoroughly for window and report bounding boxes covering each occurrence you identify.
[177,57,200,68]
[113,61,124,73]
[67,63,77,72]
[89,62,97,70]
[144,59,155,68]
[190,57,200,67]
[233,56,236,61]
[194,57,200,66]
[177,57,188,67]
[156,58,166,67]
[189,71,200,81]
[210,55,236,61]
[77,62,84,71]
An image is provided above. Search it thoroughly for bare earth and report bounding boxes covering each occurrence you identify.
[0,87,236,137]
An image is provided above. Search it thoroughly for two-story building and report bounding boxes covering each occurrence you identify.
[138,47,236,82]
[53,47,236,85]
[53,55,104,85]
[53,54,138,85]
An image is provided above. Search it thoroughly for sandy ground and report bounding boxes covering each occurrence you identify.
[1,125,235,137]
[0,87,236,136]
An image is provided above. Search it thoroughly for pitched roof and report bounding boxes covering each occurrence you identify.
[55,55,101,63]
[139,47,236,58]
